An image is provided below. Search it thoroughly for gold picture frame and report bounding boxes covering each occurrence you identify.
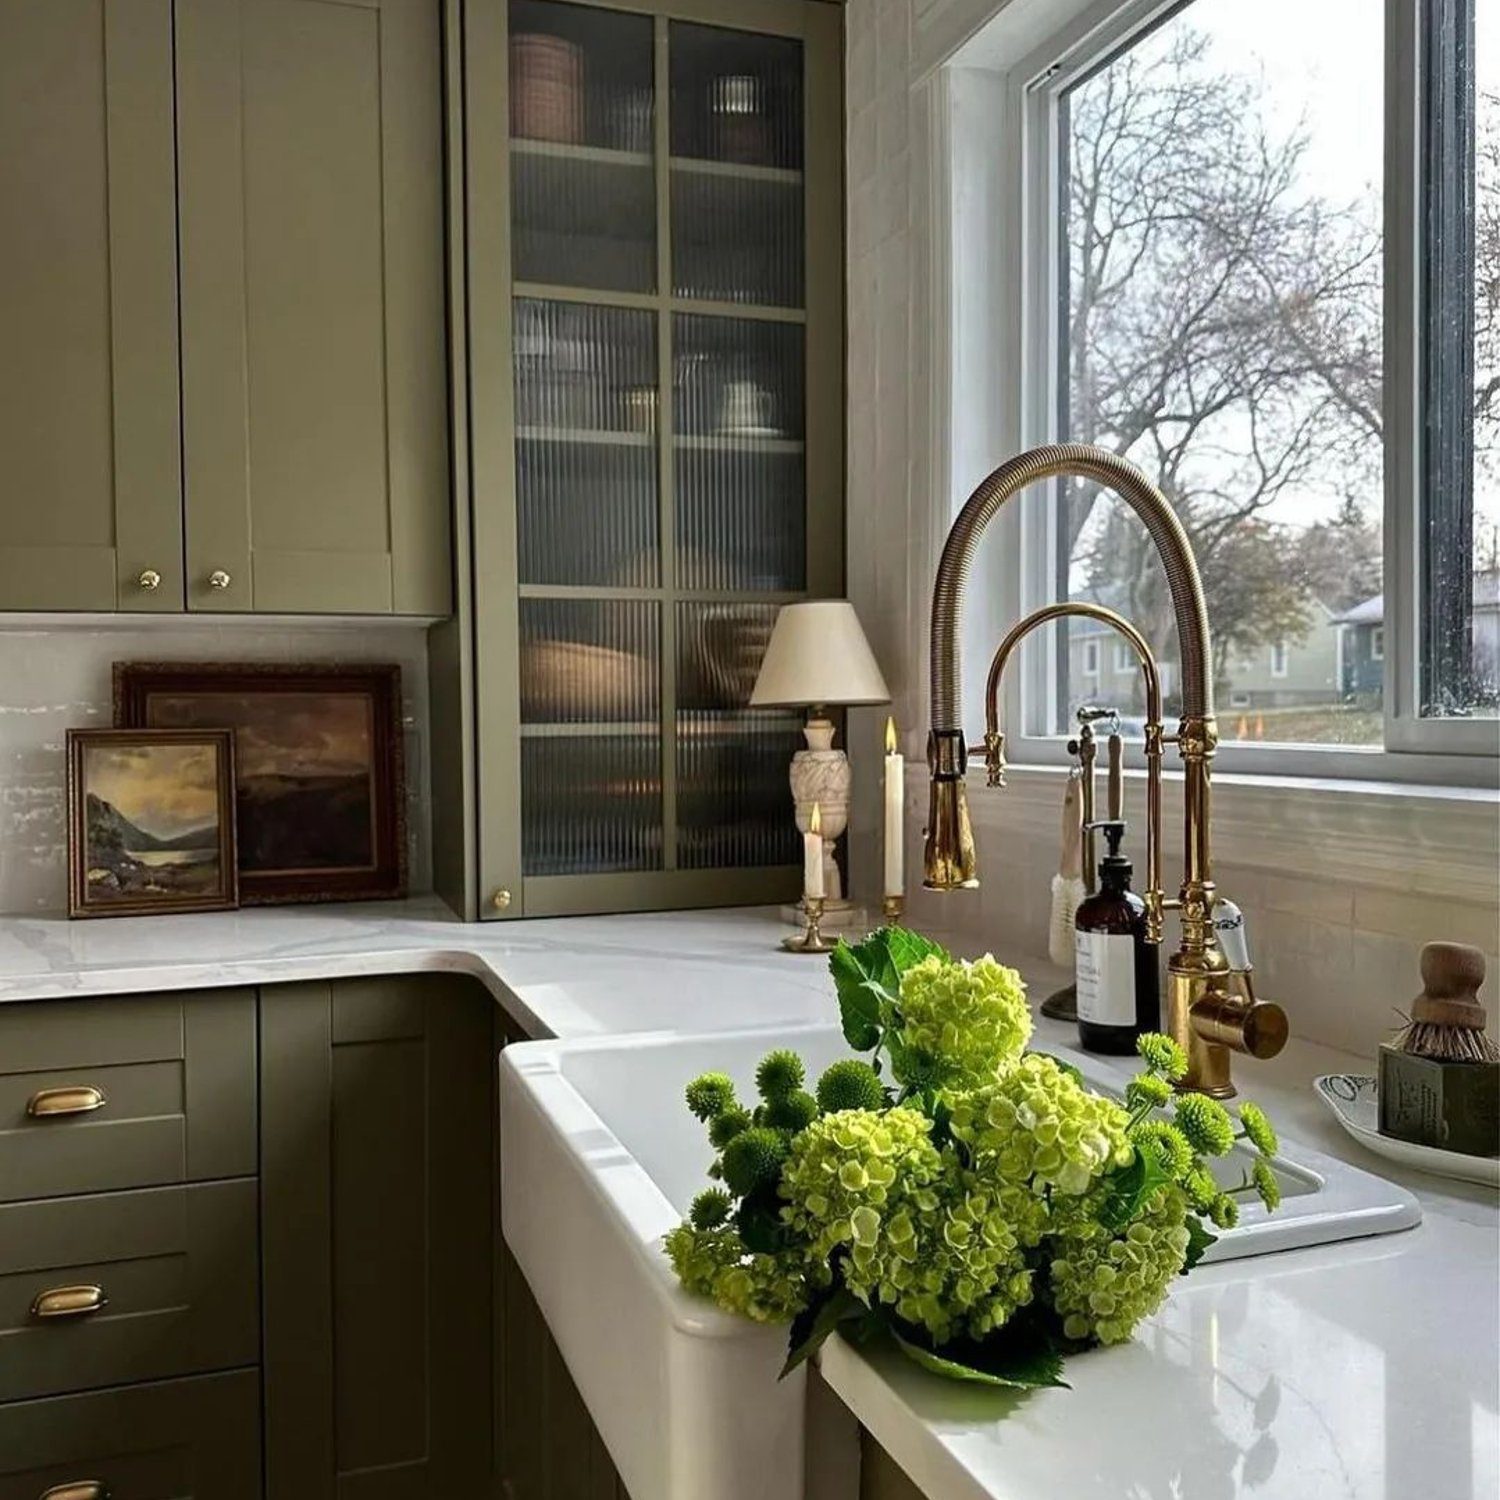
[66,728,239,919]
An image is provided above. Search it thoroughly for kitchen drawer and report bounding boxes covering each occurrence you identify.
[0,992,255,1203]
[0,1368,260,1500]
[0,1180,258,1404]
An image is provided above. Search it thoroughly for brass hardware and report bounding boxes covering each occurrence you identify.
[40,1484,108,1500]
[207,569,231,590]
[925,442,1286,1095]
[492,888,512,911]
[782,896,832,953]
[31,1284,107,1320]
[136,568,161,591]
[881,893,905,923]
[26,1084,106,1118]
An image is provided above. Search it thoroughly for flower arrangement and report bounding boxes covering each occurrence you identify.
[665,927,1281,1388]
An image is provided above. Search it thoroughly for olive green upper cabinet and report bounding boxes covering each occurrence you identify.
[0,0,183,611]
[175,0,451,615]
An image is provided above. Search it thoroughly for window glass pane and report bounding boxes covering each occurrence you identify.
[1057,0,1383,745]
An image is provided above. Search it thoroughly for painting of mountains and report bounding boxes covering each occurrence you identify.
[114,663,406,904]
[67,730,238,917]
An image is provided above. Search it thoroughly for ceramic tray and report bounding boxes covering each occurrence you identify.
[1313,1073,1499,1188]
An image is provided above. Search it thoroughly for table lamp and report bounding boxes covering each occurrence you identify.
[750,600,890,918]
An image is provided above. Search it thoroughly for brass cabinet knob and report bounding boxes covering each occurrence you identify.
[27,1084,106,1118]
[491,888,512,911]
[40,1484,108,1500]
[31,1284,108,1320]
[136,568,161,591]
[207,569,232,590]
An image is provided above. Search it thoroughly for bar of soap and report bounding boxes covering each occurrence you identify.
[1378,1044,1499,1158]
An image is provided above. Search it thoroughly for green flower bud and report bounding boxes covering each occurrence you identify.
[1208,1192,1240,1230]
[763,1090,819,1134]
[1130,1120,1193,1178]
[1125,1074,1172,1112]
[755,1049,806,1102]
[708,1105,753,1149]
[1173,1093,1236,1156]
[1251,1159,1282,1212]
[1239,1101,1279,1158]
[690,1188,733,1230]
[1136,1033,1189,1081]
[685,1072,737,1122]
[719,1126,788,1197]
[816,1059,886,1113]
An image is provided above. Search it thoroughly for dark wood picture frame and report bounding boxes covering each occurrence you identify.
[67,728,239,919]
[114,662,407,905]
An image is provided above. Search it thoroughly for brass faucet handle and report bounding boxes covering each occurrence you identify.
[983,730,1006,787]
[1191,987,1288,1062]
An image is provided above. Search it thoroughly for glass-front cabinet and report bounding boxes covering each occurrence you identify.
[467,0,843,916]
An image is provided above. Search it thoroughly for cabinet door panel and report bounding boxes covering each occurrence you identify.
[0,0,181,611]
[176,0,451,615]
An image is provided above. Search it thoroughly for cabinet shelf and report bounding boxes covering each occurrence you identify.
[516,425,654,447]
[669,154,802,185]
[511,138,653,170]
[675,434,803,453]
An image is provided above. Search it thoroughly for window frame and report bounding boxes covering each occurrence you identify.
[1270,643,1290,679]
[980,0,1499,785]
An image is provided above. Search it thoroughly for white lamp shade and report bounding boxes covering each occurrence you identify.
[749,600,891,708]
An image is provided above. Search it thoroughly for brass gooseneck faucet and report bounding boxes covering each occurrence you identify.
[924,443,1287,1096]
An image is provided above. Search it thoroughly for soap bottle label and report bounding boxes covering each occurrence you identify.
[1075,929,1136,1026]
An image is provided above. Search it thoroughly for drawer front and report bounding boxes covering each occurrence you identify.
[0,992,255,1203]
[0,1181,259,1404]
[0,1368,260,1500]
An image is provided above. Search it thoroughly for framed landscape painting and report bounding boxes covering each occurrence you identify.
[67,729,238,918]
[114,662,407,905]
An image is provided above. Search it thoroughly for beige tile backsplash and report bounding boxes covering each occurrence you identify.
[0,619,433,914]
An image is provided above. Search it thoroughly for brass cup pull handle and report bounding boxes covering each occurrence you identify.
[31,1284,108,1320]
[207,569,232,590]
[26,1085,106,1119]
[40,1484,109,1500]
[492,888,512,911]
[136,568,161,591]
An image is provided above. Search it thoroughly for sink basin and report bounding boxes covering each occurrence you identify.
[499,1024,1420,1500]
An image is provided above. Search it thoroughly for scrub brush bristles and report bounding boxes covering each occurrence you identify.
[1390,943,1498,1063]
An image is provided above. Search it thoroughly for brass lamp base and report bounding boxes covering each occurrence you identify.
[781,897,832,953]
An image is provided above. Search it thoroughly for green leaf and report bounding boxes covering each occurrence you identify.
[829,935,898,1051]
[1095,1145,1171,1233]
[735,1186,786,1254]
[883,926,949,974]
[889,1320,1068,1390]
[781,1286,865,1379]
[1182,1214,1218,1273]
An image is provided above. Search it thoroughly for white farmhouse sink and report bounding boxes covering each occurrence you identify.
[499,1025,1420,1500]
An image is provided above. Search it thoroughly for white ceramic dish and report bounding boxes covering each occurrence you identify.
[1313,1072,1500,1187]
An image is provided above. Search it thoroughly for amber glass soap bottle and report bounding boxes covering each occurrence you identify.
[1073,820,1159,1054]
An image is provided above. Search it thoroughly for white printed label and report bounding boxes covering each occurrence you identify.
[1075,929,1136,1026]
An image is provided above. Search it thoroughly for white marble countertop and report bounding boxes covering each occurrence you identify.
[0,899,1494,1499]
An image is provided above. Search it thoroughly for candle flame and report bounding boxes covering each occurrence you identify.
[809,801,822,835]
[885,716,898,754]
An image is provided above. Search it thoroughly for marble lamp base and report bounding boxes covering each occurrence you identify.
[789,712,849,895]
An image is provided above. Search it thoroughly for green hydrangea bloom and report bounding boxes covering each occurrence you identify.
[685,1072,737,1122]
[1136,1033,1189,1081]
[816,1059,886,1113]
[719,1126,788,1197]
[663,1222,807,1323]
[1124,1073,1172,1112]
[708,1105,753,1149]
[1239,1101,1279,1158]
[763,1090,819,1133]
[690,1188,733,1230]
[949,1053,1132,1196]
[1173,1093,1236,1156]
[1130,1119,1193,1179]
[1050,1184,1192,1344]
[755,1049,806,1103]
[1251,1159,1281,1212]
[897,954,1031,1089]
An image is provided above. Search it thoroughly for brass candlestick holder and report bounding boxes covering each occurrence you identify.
[781,896,832,953]
[881,894,905,924]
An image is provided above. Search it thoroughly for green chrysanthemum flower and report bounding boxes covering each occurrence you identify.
[755,1049,806,1103]
[1174,1093,1236,1156]
[685,1072,737,1122]
[1136,1033,1189,1081]
[1239,1101,1279,1158]
[1251,1159,1281,1212]
[949,1053,1132,1196]
[1182,1166,1219,1212]
[1050,1184,1192,1345]
[1125,1073,1172,1112]
[764,1089,819,1134]
[816,1059,886,1113]
[1208,1192,1240,1230]
[708,1105,753,1149]
[896,953,1031,1089]
[1130,1120,1193,1178]
[719,1126,788,1197]
[690,1187,733,1230]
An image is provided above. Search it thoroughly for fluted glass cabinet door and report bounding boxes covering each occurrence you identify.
[468,0,844,917]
